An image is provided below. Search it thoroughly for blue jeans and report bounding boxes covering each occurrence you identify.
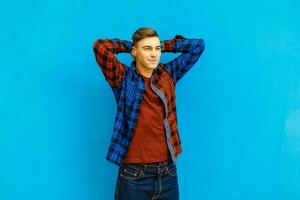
[114,159,179,200]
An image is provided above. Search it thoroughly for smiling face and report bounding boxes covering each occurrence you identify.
[131,36,161,77]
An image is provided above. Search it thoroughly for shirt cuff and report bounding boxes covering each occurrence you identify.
[161,35,185,52]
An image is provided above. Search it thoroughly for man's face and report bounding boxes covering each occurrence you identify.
[131,36,161,71]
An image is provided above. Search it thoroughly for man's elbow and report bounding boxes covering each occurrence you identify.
[198,39,205,51]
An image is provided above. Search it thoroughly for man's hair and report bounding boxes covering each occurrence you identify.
[132,27,159,47]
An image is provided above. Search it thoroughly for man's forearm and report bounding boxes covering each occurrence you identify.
[93,38,132,55]
[93,38,132,87]
[161,35,205,53]
[160,35,205,82]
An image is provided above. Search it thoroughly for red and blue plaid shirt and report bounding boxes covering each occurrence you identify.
[93,35,205,166]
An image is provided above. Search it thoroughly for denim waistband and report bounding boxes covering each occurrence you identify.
[121,159,174,173]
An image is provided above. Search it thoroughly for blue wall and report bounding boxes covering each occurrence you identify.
[1,0,300,199]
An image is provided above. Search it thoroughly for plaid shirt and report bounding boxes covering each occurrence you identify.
[93,35,205,166]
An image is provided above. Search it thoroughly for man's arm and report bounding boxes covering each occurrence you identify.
[93,38,132,87]
[161,35,205,83]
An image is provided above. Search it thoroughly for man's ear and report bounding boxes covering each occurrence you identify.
[131,46,136,60]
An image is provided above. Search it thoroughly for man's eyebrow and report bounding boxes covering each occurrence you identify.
[142,45,162,48]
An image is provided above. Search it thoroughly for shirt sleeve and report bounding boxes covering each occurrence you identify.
[161,35,205,83]
[93,38,132,87]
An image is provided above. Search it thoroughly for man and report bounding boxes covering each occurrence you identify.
[93,27,205,200]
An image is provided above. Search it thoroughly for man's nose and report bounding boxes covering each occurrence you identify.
[150,49,159,56]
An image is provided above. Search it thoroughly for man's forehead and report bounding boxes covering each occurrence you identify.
[138,37,161,46]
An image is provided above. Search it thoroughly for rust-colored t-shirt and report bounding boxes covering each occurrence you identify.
[123,74,171,163]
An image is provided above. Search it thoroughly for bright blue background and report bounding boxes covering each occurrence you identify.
[1,0,300,199]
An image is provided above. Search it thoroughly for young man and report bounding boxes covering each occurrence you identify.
[93,27,205,200]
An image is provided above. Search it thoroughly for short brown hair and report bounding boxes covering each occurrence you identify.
[131,27,159,47]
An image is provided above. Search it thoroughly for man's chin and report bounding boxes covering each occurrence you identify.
[149,63,159,69]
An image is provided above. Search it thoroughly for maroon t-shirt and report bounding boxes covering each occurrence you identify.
[123,74,171,163]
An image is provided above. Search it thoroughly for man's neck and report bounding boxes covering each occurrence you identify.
[136,64,154,78]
